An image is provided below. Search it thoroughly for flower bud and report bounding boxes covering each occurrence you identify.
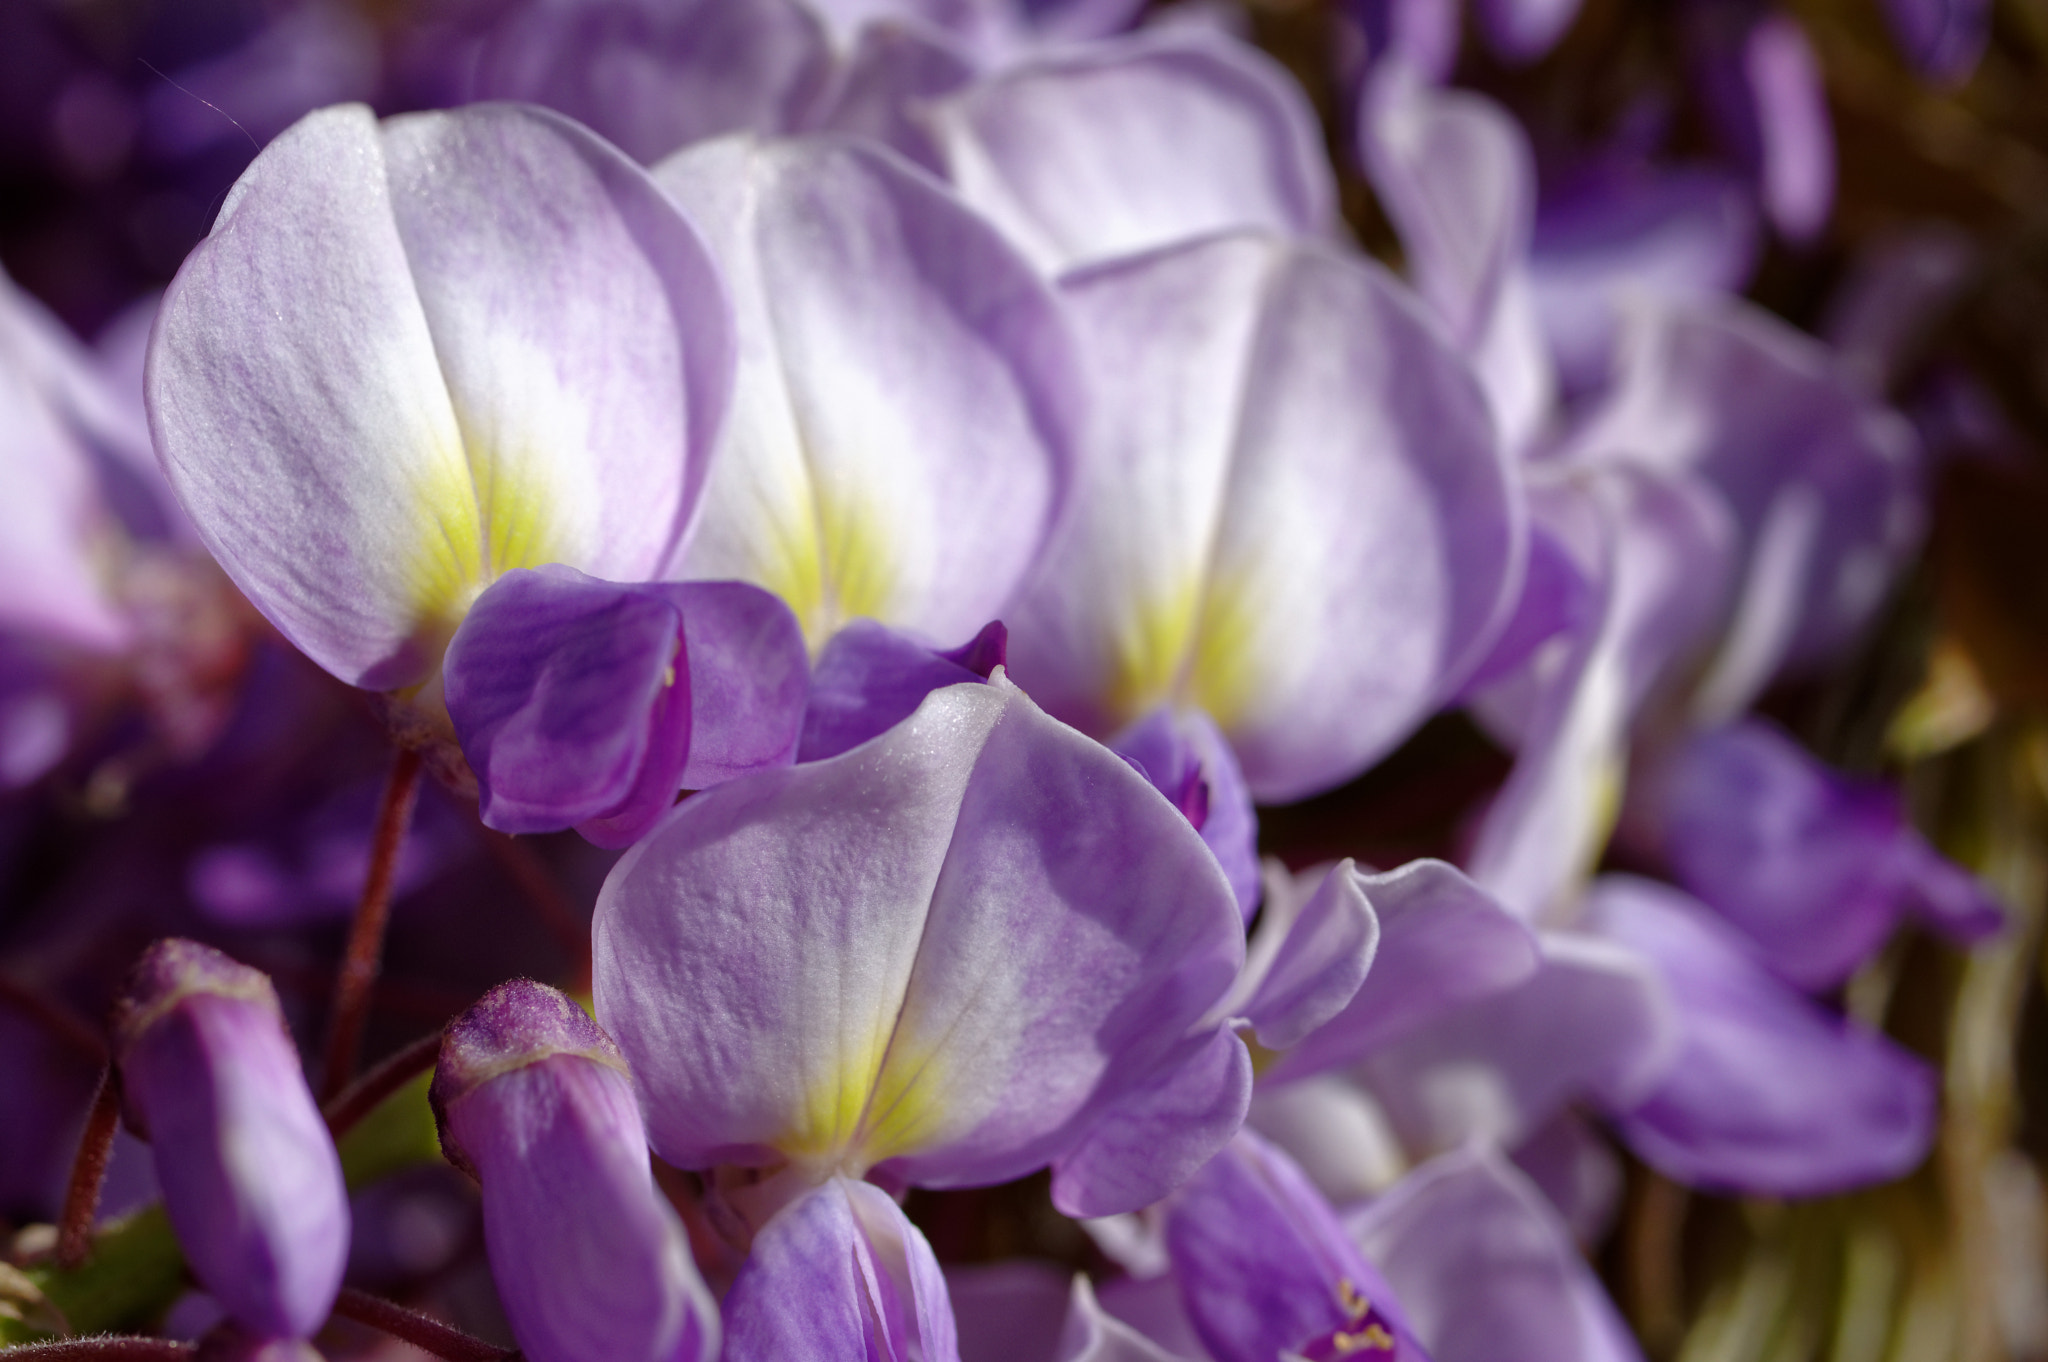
[113,939,348,1339]
[431,980,716,1362]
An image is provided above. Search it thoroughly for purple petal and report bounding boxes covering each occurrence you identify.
[1358,76,1554,452]
[1583,875,1938,1195]
[1112,707,1261,920]
[1095,1276,1210,1361]
[1345,1146,1642,1362]
[1654,718,2000,990]
[1882,0,1989,84]
[1357,931,1677,1152]
[925,29,1336,273]
[1467,468,1735,920]
[432,981,718,1362]
[148,103,733,689]
[1268,859,1540,1079]
[0,266,134,652]
[949,1261,1071,1362]
[1339,0,1462,91]
[1528,166,1761,393]
[1008,232,1520,801]
[1247,1077,1408,1205]
[1063,1274,1187,1362]
[799,618,1001,763]
[1228,862,1380,1052]
[655,135,1077,650]
[1562,297,1922,703]
[445,566,692,845]
[593,673,1244,1200]
[460,0,832,164]
[667,580,810,788]
[1050,1026,1253,1218]
[804,22,981,173]
[1163,1132,1426,1362]
[1693,12,1835,243]
[114,940,347,1339]
[1472,0,1582,63]
[722,1177,958,1362]
[1509,1111,1622,1247]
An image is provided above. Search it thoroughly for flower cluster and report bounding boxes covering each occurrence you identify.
[0,0,2025,1360]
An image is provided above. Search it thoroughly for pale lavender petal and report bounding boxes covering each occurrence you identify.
[1112,707,1260,920]
[1654,718,2000,991]
[593,673,1244,1198]
[0,643,74,789]
[1357,931,1677,1152]
[1267,859,1539,1080]
[1007,232,1519,802]
[1882,0,1989,83]
[1468,467,1735,920]
[462,0,832,164]
[1583,875,1938,1195]
[656,136,1076,649]
[722,1177,958,1362]
[0,267,132,651]
[1359,76,1554,452]
[1163,1132,1425,1362]
[1562,297,1922,703]
[669,580,810,788]
[1528,167,1760,393]
[444,566,692,844]
[1472,0,1582,63]
[1247,1078,1408,1204]
[799,618,1002,763]
[149,104,733,689]
[114,940,348,1339]
[803,21,978,172]
[1345,1146,1642,1362]
[925,29,1335,273]
[1051,1027,1253,1218]
[1230,861,1378,1051]
[432,981,718,1362]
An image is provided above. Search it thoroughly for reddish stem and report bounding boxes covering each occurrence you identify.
[329,1287,515,1362]
[478,827,592,993]
[320,746,424,1101]
[0,1341,192,1361]
[57,1065,123,1269]
[322,1029,446,1139]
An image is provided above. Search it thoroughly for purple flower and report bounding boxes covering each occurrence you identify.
[430,0,833,165]
[1358,73,1555,455]
[113,939,348,1340]
[1159,1132,1428,1362]
[1650,717,2002,990]
[148,102,734,695]
[1583,876,1938,1194]
[652,135,1078,654]
[431,979,718,1362]
[594,672,1250,1220]
[1005,229,1521,808]
[922,29,1337,275]
[1346,1146,1644,1362]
